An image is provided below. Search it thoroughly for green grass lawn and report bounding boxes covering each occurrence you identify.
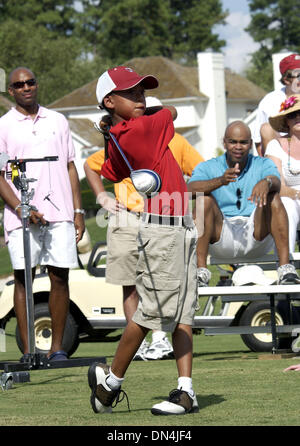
[1,217,300,428]
[0,318,300,427]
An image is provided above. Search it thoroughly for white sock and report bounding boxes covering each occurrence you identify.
[106,368,124,390]
[177,377,194,397]
[152,330,167,343]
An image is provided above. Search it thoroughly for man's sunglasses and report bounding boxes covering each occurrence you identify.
[10,78,36,89]
[236,188,242,210]
[289,73,300,80]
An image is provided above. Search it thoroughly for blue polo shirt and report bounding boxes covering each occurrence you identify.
[189,154,280,217]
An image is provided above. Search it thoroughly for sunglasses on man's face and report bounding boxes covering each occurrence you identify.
[289,72,300,80]
[10,78,36,90]
[236,188,242,210]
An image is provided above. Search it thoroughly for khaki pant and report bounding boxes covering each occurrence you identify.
[133,222,198,332]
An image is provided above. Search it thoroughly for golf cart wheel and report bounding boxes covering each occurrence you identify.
[239,301,292,352]
[15,302,79,356]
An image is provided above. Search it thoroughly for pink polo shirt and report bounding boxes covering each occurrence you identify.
[0,106,75,235]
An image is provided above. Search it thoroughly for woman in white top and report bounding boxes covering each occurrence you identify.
[266,93,300,252]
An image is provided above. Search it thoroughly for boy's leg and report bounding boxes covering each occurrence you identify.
[123,286,173,361]
[151,323,198,416]
[123,285,139,322]
[111,320,149,376]
[172,323,193,378]
[122,285,151,361]
[88,320,149,414]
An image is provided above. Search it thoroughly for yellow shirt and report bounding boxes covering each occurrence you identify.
[86,132,204,212]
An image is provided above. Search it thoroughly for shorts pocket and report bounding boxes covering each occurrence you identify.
[139,274,180,319]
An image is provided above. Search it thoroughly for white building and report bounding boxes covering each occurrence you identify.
[48,52,267,179]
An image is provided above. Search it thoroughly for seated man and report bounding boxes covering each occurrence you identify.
[187,120,300,287]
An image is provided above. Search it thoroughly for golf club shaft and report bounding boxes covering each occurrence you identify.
[109,132,133,172]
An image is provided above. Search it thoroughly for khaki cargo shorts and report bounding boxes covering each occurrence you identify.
[105,211,140,286]
[133,220,198,333]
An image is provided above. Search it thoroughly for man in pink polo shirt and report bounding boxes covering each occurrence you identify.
[0,66,85,362]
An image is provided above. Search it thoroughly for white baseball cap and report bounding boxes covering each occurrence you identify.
[232,265,276,286]
[96,66,158,107]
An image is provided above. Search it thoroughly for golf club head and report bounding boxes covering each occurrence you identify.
[0,152,9,170]
[130,169,161,197]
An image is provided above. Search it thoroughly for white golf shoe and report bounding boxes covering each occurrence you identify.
[151,389,199,415]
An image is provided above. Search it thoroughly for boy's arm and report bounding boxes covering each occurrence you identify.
[144,105,177,121]
[84,161,125,214]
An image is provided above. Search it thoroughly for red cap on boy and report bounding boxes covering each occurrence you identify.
[96,66,158,106]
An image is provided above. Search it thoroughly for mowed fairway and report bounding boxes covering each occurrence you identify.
[0,318,299,427]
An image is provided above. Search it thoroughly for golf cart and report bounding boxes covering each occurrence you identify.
[0,241,126,357]
[198,253,300,352]
[1,238,300,356]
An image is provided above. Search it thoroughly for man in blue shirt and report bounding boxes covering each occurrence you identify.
[188,120,300,286]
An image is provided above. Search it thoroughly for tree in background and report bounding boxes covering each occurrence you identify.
[76,0,227,64]
[0,0,76,34]
[246,0,300,91]
[0,0,227,105]
[0,19,104,106]
[76,0,172,59]
[0,0,107,106]
[169,0,227,63]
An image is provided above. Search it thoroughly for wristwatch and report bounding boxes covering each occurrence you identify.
[74,208,85,215]
[265,177,272,189]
